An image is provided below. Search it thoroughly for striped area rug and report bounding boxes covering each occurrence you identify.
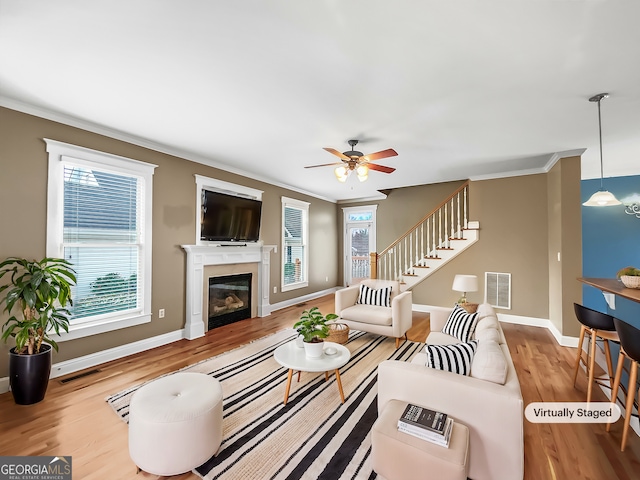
[106,329,423,480]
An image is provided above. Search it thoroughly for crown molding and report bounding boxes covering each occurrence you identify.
[0,95,337,204]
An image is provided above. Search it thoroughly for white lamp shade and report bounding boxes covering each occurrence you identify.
[452,274,478,293]
[583,189,622,206]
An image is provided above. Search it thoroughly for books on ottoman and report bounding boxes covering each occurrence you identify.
[398,403,448,434]
[397,404,454,447]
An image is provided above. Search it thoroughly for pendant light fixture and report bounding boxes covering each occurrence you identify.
[583,93,621,207]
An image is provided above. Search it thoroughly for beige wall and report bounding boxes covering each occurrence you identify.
[410,175,552,317]
[0,107,339,376]
[547,156,583,337]
[342,172,582,324]
[338,180,465,283]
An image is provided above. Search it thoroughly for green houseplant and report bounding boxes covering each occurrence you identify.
[0,257,76,404]
[293,307,338,358]
[617,266,640,289]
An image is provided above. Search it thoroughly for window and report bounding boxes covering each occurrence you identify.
[45,139,156,340]
[281,196,309,292]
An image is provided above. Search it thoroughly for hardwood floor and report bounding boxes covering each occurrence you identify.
[0,295,638,479]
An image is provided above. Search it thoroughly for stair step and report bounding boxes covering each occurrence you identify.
[436,247,454,251]
[449,237,466,241]
[404,273,419,277]
[424,255,441,260]
[413,265,430,268]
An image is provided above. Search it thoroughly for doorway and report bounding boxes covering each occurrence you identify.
[343,206,377,286]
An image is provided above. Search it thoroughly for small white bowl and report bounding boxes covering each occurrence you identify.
[324,347,337,356]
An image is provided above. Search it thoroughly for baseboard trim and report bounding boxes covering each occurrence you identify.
[497,313,579,348]
[413,304,579,347]
[270,287,339,313]
[0,329,185,394]
[1,288,341,395]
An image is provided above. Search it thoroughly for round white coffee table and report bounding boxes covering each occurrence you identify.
[273,341,350,405]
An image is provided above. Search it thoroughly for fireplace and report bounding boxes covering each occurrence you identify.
[208,273,252,330]
[182,244,276,339]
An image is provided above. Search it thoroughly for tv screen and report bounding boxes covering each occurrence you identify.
[201,190,262,242]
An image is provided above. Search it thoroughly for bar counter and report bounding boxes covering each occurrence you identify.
[578,277,640,304]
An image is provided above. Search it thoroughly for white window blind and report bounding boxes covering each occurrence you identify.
[63,165,142,320]
[46,139,156,340]
[282,197,309,291]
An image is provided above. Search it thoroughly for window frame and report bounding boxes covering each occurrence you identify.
[281,196,309,292]
[45,139,157,341]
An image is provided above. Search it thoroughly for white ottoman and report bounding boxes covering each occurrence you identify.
[128,372,223,476]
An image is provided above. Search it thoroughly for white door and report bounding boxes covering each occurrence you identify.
[343,206,377,286]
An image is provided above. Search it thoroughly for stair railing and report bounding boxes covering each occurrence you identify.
[371,181,470,282]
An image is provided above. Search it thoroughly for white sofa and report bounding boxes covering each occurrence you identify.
[377,303,524,480]
[335,279,413,348]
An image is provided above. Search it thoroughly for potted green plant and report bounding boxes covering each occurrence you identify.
[0,257,76,404]
[293,307,338,358]
[616,266,640,289]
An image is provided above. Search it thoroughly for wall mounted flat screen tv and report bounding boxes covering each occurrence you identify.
[201,189,262,242]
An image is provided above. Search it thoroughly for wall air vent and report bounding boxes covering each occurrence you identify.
[485,272,511,310]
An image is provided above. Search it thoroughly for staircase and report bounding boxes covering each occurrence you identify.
[371,181,479,290]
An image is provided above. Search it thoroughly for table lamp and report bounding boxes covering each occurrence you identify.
[452,274,478,312]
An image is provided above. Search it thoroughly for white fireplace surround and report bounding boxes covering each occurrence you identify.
[182,244,276,339]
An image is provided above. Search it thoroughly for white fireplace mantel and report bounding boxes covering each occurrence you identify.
[181,244,276,339]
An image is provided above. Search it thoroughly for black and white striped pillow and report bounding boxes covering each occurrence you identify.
[442,304,480,342]
[356,284,392,307]
[425,341,479,376]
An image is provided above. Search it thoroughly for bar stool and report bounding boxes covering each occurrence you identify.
[607,318,640,451]
[572,303,619,403]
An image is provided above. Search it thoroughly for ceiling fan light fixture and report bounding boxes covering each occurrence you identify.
[584,93,621,207]
[356,164,369,182]
[335,165,349,182]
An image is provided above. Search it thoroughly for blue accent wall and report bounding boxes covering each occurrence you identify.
[581,174,640,327]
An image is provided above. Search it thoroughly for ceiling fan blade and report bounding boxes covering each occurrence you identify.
[367,163,396,174]
[362,148,398,162]
[304,162,344,169]
[323,147,351,161]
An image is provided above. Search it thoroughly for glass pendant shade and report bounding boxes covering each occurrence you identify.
[583,189,622,207]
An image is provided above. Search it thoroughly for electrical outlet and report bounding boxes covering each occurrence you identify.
[325,276,328,282]
[158,308,165,318]
[273,286,277,294]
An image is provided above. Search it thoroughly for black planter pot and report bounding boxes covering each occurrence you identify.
[9,344,53,405]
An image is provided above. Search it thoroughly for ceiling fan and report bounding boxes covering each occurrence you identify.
[305,139,398,182]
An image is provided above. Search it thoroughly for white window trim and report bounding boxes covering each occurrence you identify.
[281,196,309,292]
[45,139,157,341]
[194,175,263,245]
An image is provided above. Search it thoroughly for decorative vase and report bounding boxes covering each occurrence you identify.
[9,344,53,405]
[303,340,324,358]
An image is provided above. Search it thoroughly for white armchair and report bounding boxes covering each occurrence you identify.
[335,279,413,348]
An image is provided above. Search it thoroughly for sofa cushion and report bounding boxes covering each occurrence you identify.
[426,332,464,346]
[471,339,508,385]
[442,305,479,342]
[474,315,500,337]
[425,341,478,376]
[357,284,392,307]
[340,304,393,326]
[475,327,501,343]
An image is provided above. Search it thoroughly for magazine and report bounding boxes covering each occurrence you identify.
[397,403,448,434]
[398,417,454,447]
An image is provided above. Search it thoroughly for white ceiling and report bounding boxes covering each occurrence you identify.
[1,1,639,202]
